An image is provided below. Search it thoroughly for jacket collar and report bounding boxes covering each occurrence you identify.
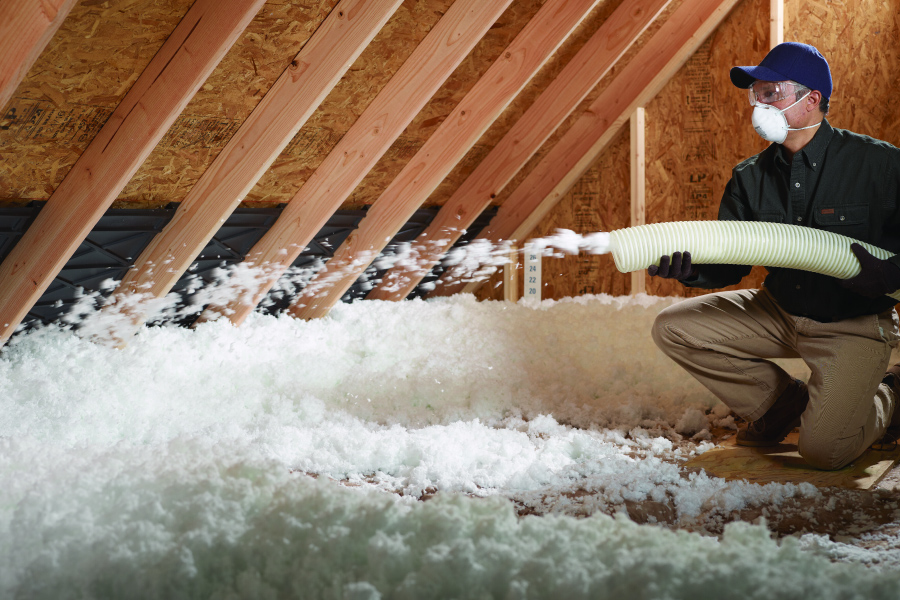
[774,119,833,170]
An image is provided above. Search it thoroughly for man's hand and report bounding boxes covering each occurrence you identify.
[839,243,900,298]
[648,251,696,280]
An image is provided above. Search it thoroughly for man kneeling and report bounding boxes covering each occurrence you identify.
[649,43,900,470]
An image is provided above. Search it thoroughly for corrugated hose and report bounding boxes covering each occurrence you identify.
[608,221,900,302]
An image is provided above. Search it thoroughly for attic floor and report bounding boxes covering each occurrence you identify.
[326,420,900,544]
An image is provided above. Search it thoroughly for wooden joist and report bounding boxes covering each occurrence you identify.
[367,0,671,302]
[102,0,403,340]
[0,0,78,113]
[435,0,742,298]
[0,0,266,346]
[200,0,516,327]
[288,0,603,320]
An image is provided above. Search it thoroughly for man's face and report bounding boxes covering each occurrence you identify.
[748,80,815,132]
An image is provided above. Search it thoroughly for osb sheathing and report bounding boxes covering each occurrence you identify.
[0,0,193,201]
[0,0,572,208]
[1,0,898,300]
[0,0,339,204]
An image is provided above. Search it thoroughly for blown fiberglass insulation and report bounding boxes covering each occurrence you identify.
[3,293,900,599]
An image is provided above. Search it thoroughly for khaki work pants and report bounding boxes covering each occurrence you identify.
[652,289,900,470]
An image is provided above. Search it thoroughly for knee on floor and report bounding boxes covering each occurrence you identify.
[798,436,854,471]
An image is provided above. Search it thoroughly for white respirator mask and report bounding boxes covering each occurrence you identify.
[748,81,819,143]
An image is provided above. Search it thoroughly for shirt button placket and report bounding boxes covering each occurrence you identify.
[790,158,807,226]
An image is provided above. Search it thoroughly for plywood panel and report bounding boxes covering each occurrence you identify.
[121,0,355,205]
[684,432,900,490]
[796,0,900,146]
[0,0,196,201]
[236,0,554,209]
[0,0,79,115]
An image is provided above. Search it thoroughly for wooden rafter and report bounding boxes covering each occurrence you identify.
[435,0,741,298]
[630,107,646,296]
[503,244,519,302]
[770,0,784,48]
[101,0,403,341]
[0,0,266,347]
[0,0,78,113]
[199,0,516,327]
[367,0,672,302]
[288,0,603,320]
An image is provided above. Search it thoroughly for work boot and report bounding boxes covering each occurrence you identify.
[883,363,900,427]
[736,378,809,447]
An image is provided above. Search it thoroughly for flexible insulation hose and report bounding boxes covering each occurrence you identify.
[608,221,900,302]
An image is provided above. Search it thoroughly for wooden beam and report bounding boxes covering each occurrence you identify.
[102,0,403,340]
[503,244,519,303]
[289,0,603,320]
[368,0,671,302]
[0,0,266,347]
[199,0,516,327]
[433,0,740,298]
[0,0,78,113]
[630,107,646,296]
[770,0,784,48]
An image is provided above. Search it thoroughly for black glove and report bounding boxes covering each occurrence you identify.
[648,252,695,280]
[839,243,900,298]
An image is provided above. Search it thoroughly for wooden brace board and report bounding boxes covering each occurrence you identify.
[684,431,900,490]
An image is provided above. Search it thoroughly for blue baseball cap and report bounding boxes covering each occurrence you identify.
[730,42,832,99]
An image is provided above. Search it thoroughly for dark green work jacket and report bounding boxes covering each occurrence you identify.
[684,119,900,322]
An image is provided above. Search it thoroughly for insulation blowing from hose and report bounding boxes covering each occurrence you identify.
[587,220,900,302]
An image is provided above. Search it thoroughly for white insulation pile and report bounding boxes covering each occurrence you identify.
[2,294,900,599]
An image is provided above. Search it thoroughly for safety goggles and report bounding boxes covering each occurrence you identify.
[747,80,809,105]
